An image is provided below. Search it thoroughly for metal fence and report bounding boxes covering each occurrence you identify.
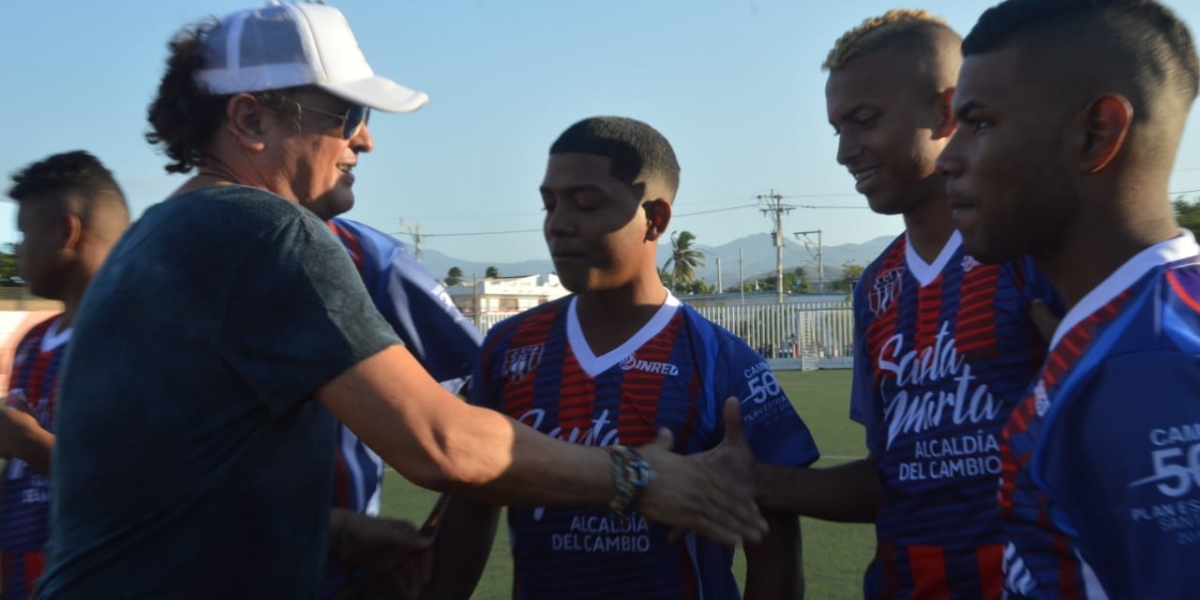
[690,302,855,370]
[471,300,856,371]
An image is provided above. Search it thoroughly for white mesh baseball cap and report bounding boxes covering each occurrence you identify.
[194,2,428,113]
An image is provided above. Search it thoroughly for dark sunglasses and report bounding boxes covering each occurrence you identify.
[300,103,371,140]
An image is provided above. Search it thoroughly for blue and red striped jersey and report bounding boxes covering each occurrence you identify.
[850,231,1057,600]
[0,316,69,600]
[471,293,820,600]
[320,218,481,599]
[1000,232,1200,600]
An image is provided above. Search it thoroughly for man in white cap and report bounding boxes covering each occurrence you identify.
[34,4,767,599]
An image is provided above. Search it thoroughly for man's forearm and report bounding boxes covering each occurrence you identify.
[756,457,878,522]
[15,429,53,476]
[318,346,613,508]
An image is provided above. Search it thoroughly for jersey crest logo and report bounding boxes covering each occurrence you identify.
[869,267,904,318]
[1033,379,1050,417]
[962,255,982,273]
[503,344,544,382]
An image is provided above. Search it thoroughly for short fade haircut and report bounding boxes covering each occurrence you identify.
[8,150,126,205]
[549,117,681,196]
[963,0,1200,105]
[824,9,960,71]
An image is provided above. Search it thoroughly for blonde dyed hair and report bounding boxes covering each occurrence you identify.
[823,9,954,71]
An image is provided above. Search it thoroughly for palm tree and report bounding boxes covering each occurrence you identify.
[662,231,705,290]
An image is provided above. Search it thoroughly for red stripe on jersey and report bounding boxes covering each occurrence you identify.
[1043,499,1082,599]
[1168,271,1200,313]
[877,540,902,599]
[616,315,681,446]
[999,402,1037,514]
[956,265,1000,354]
[327,221,366,277]
[24,347,56,420]
[915,278,944,351]
[678,547,700,600]
[556,351,594,440]
[977,543,1004,600]
[908,545,952,600]
[23,552,43,590]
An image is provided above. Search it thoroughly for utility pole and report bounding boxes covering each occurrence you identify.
[795,229,824,294]
[757,189,794,304]
[739,247,745,305]
[399,219,424,261]
[472,272,481,329]
[715,256,723,294]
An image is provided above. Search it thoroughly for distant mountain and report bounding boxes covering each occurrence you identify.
[415,234,896,285]
[659,233,896,286]
[418,248,555,282]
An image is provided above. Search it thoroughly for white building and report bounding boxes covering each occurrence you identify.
[446,274,570,330]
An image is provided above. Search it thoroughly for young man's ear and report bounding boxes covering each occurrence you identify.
[60,213,83,252]
[1079,94,1133,173]
[643,199,672,242]
[934,87,957,139]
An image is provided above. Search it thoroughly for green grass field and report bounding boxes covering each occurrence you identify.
[378,369,876,600]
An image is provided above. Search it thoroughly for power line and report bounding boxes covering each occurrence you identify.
[409,228,542,238]
[386,201,874,239]
[675,204,757,217]
[780,192,862,199]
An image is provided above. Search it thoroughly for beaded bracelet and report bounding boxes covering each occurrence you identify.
[605,445,657,525]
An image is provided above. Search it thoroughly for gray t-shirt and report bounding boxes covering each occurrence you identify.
[37,186,400,599]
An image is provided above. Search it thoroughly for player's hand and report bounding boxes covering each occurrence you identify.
[696,397,759,497]
[333,512,434,600]
[1029,298,1061,344]
[634,397,767,548]
[0,399,41,460]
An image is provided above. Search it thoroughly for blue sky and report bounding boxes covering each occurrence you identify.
[4,0,1200,264]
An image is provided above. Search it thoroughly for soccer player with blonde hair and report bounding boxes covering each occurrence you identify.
[757,10,1060,599]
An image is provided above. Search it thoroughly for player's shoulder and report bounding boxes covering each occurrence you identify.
[678,304,764,365]
[328,218,406,255]
[483,295,572,346]
[18,314,61,347]
[26,314,60,337]
[329,217,392,242]
[10,314,63,369]
[862,232,908,281]
[1163,258,1200,313]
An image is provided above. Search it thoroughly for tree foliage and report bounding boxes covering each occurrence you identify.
[830,261,865,292]
[662,231,705,289]
[1174,196,1200,238]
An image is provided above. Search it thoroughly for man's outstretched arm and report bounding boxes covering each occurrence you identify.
[318,345,769,547]
[756,456,879,523]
